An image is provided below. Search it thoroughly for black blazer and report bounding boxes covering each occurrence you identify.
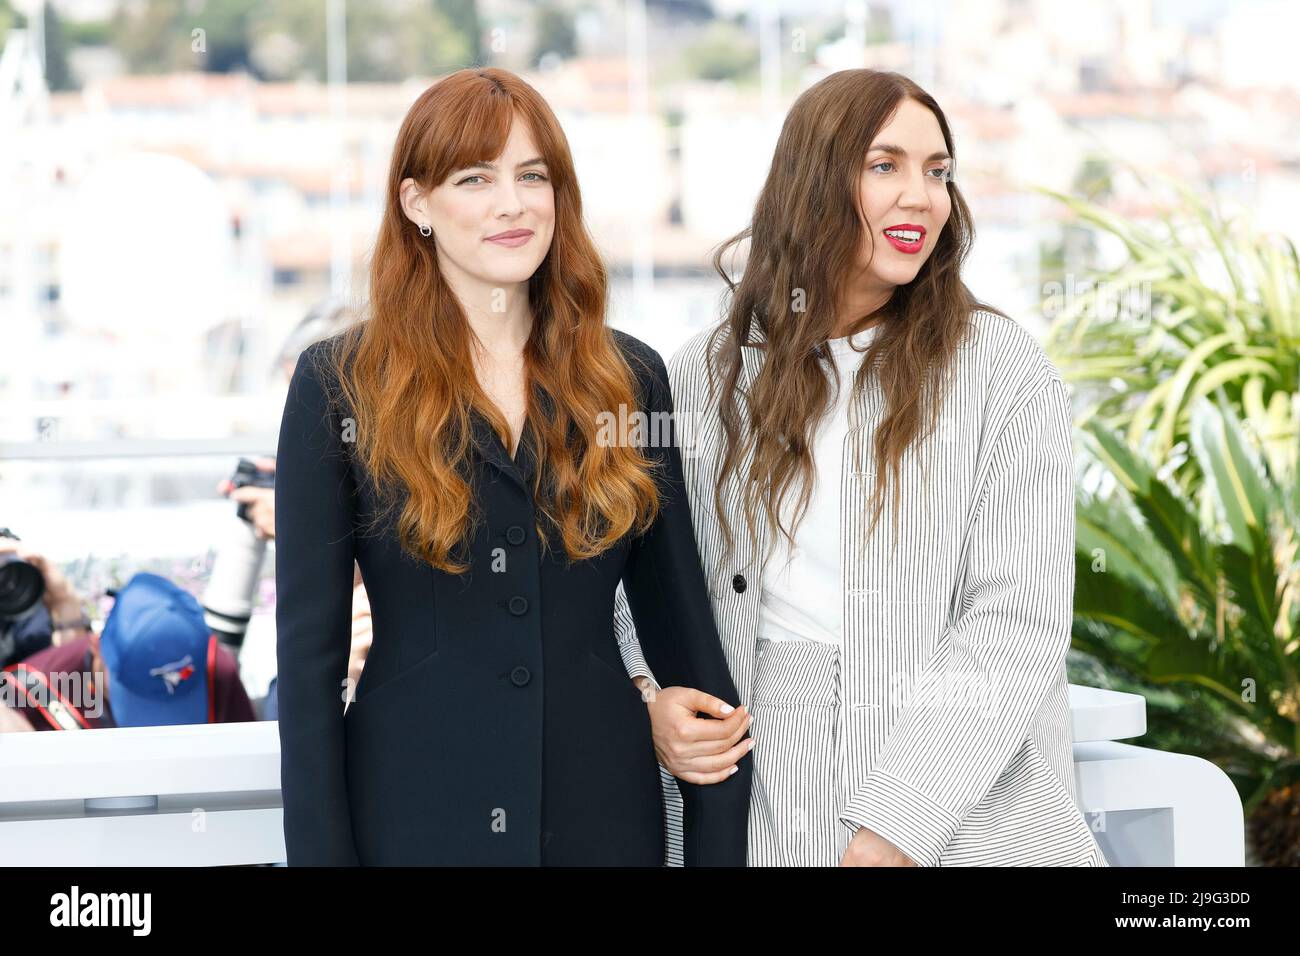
[274,328,752,865]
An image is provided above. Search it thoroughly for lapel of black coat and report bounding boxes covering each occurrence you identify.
[468,384,553,494]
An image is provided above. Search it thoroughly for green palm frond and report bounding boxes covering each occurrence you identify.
[1074,408,1300,762]
[1040,170,1300,841]
[1037,174,1300,487]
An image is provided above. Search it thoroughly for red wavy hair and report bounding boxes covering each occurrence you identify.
[323,68,660,573]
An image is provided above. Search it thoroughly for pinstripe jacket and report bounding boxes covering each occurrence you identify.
[616,308,1109,867]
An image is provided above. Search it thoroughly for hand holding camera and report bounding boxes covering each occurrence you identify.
[0,529,91,665]
[217,456,277,541]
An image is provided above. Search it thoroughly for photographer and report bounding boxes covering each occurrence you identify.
[1,572,256,732]
[217,455,370,717]
[236,298,373,718]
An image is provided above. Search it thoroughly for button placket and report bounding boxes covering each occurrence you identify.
[495,515,535,693]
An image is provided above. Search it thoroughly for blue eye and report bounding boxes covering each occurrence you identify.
[870,161,951,181]
[455,172,547,185]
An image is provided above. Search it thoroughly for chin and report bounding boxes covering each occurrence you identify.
[475,263,544,286]
[869,269,915,291]
[887,261,927,284]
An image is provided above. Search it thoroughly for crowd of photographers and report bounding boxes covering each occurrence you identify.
[0,302,367,734]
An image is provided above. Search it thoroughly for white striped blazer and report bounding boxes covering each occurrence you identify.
[615,308,1109,866]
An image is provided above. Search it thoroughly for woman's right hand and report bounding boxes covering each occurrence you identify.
[646,687,754,784]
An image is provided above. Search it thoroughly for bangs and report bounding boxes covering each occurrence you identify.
[429,90,540,184]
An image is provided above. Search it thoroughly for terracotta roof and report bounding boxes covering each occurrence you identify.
[87,71,253,107]
[1045,89,1186,120]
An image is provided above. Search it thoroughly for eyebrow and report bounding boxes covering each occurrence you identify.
[868,143,952,163]
[461,157,548,172]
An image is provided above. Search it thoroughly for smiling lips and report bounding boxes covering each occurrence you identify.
[485,228,534,247]
[882,223,926,254]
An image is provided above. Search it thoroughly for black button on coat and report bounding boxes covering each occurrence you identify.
[274,329,752,865]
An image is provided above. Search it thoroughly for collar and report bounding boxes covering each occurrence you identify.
[466,385,555,494]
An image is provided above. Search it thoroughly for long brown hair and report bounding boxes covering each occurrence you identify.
[324,68,660,574]
[706,69,1006,571]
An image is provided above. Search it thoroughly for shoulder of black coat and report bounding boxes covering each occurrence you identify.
[608,327,669,409]
[293,326,363,419]
[307,324,363,371]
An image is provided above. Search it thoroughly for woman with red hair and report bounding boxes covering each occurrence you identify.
[274,68,752,866]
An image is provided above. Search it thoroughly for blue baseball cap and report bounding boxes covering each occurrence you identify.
[99,572,211,727]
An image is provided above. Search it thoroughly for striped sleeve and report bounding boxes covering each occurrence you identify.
[613,328,719,696]
[614,580,661,693]
[838,372,1076,867]
[617,342,751,866]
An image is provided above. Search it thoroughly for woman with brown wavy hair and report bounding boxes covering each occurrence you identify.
[624,69,1109,867]
[273,67,751,866]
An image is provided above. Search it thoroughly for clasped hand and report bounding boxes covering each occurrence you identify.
[643,686,919,866]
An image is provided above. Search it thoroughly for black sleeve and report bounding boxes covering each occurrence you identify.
[619,345,753,867]
[274,342,360,865]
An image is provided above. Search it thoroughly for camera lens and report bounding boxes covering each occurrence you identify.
[0,555,45,620]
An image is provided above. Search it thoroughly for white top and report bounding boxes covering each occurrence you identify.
[757,323,881,644]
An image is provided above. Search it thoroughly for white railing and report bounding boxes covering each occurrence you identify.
[0,685,1245,866]
[0,721,285,866]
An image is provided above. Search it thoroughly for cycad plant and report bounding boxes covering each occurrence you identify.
[1073,402,1300,864]
[1041,177,1300,865]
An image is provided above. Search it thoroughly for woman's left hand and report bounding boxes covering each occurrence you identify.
[643,685,753,784]
[840,827,919,867]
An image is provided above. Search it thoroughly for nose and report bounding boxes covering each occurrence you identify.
[493,179,526,220]
[897,165,932,212]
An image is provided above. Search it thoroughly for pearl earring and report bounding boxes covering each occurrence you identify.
[418,223,432,238]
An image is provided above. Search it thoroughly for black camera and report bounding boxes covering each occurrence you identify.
[0,528,53,668]
[229,457,277,521]
[0,527,45,622]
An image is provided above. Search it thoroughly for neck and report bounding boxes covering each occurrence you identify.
[440,263,533,359]
[465,292,533,360]
[833,283,893,338]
